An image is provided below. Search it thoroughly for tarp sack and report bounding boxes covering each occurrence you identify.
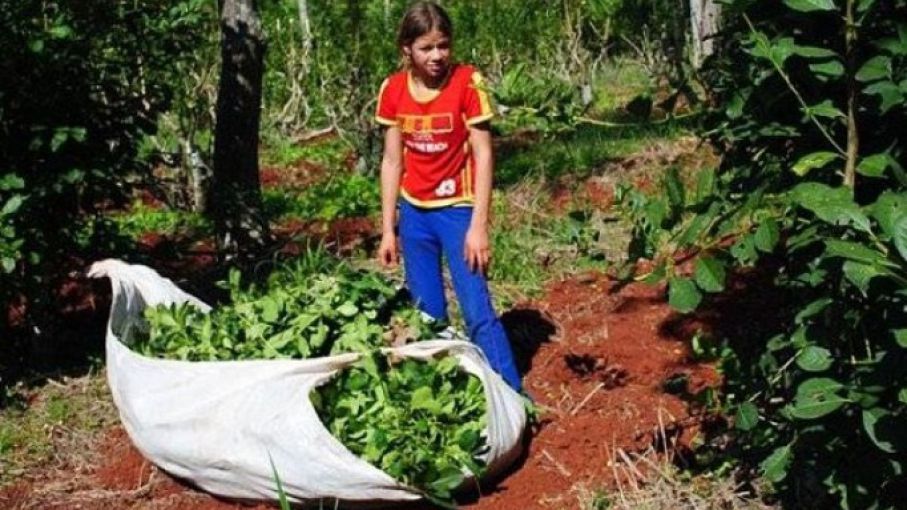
[88,259,527,505]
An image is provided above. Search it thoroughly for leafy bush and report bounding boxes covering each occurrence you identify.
[618,1,907,507]
[111,201,211,240]
[0,0,208,351]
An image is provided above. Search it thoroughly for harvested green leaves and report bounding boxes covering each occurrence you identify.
[312,353,488,505]
[132,259,487,506]
[134,261,442,361]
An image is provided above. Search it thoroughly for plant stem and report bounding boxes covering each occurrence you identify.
[843,0,859,188]
[743,15,846,157]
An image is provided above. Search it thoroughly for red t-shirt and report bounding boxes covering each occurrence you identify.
[375,63,494,208]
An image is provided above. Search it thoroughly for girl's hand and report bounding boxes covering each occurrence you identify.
[378,232,399,267]
[464,225,490,275]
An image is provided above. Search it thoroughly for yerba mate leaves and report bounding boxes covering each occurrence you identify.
[313,354,488,506]
[136,261,443,361]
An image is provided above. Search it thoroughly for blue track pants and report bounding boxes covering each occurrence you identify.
[398,200,522,392]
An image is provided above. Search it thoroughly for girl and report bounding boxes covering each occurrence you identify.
[375,1,522,392]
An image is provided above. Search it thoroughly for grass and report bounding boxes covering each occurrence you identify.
[571,417,774,510]
[109,200,212,240]
[263,172,380,223]
[489,190,616,306]
[0,370,116,488]
[260,134,352,169]
[588,59,655,120]
[496,118,695,187]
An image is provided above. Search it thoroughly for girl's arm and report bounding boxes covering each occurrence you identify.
[465,122,494,274]
[378,126,403,267]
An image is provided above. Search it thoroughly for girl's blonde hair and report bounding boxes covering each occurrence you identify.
[396,1,453,61]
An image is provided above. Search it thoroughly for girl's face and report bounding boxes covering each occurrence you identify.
[403,29,451,81]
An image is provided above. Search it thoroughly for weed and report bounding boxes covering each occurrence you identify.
[110,200,211,240]
[0,424,13,456]
[488,189,624,306]
[263,173,379,222]
[260,135,351,170]
[571,416,773,510]
[45,397,70,424]
[588,59,654,120]
[496,120,693,187]
[0,373,116,487]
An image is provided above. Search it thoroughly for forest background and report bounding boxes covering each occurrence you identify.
[2,0,907,508]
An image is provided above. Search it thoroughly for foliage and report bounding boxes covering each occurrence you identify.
[136,259,440,361]
[313,353,487,506]
[256,0,685,151]
[263,173,380,222]
[0,0,209,348]
[260,135,351,169]
[618,0,907,507]
[110,201,211,240]
[0,174,25,276]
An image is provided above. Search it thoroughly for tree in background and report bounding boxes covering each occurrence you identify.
[211,0,269,257]
[689,0,721,68]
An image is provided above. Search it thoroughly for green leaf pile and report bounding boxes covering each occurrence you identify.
[313,353,487,505]
[134,261,441,361]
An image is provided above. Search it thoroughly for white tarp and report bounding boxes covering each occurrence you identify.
[88,259,526,505]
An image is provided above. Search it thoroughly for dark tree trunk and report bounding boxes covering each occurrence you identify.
[210,0,269,257]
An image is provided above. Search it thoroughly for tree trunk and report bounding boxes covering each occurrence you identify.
[210,0,268,257]
[689,0,721,68]
[297,0,312,52]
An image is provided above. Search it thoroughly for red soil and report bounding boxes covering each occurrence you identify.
[274,216,376,258]
[551,177,615,212]
[458,274,719,509]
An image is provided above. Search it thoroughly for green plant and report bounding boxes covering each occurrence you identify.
[137,256,484,507]
[260,135,351,170]
[618,1,907,507]
[312,352,487,507]
[110,201,212,240]
[0,174,25,277]
[0,0,209,359]
[268,454,293,510]
[263,173,379,222]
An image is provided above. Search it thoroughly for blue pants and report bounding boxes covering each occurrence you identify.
[398,201,522,392]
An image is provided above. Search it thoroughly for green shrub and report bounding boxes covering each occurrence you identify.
[0,0,209,352]
[618,1,907,507]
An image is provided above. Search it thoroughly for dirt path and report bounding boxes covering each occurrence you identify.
[1,270,717,510]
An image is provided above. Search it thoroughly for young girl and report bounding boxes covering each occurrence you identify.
[375,1,522,392]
